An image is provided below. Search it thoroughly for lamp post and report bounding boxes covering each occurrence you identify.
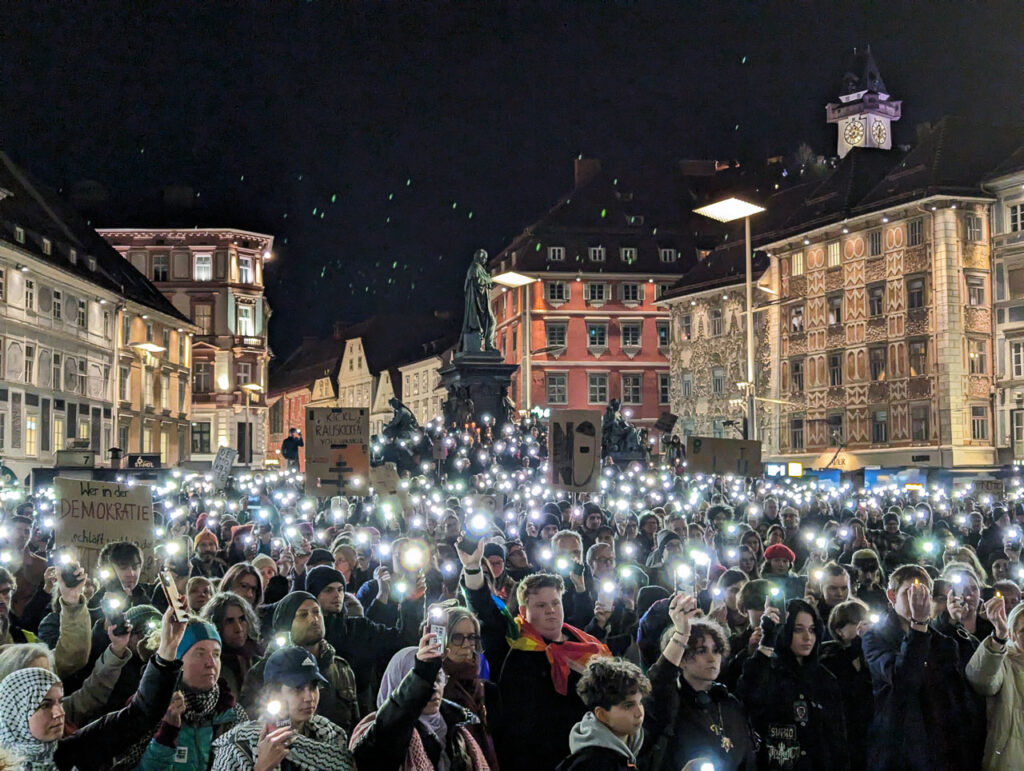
[492,271,538,409]
[240,382,263,465]
[694,197,766,441]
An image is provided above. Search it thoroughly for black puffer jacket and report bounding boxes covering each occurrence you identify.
[819,638,873,771]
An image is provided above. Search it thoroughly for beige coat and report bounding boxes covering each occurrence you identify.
[966,636,1024,770]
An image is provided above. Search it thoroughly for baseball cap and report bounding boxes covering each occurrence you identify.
[264,646,329,689]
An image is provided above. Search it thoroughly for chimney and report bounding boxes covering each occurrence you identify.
[574,157,601,188]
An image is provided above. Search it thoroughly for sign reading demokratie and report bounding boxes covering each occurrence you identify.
[54,477,155,572]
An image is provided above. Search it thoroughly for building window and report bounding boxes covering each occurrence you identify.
[791,252,804,276]
[239,256,253,283]
[153,253,169,282]
[195,254,213,280]
[826,413,844,442]
[1013,341,1024,379]
[24,279,34,311]
[161,374,170,410]
[969,339,987,374]
[680,314,692,341]
[52,353,61,391]
[621,322,642,348]
[77,299,87,327]
[193,362,211,393]
[868,229,882,257]
[909,340,928,376]
[547,246,565,262]
[657,321,669,348]
[791,359,804,392]
[14,226,25,244]
[829,353,843,386]
[870,347,887,380]
[546,281,567,302]
[586,283,607,303]
[237,361,252,386]
[1011,204,1023,233]
[119,365,129,401]
[966,214,983,242]
[588,246,605,262]
[659,373,670,404]
[790,418,804,450]
[237,304,254,336]
[659,248,677,263]
[546,322,567,348]
[587,373,608,404]
[967,276,985,306]
[546,373,568,405]
[906,278,925,309]
[971,405,989,440]
[69,249,78,265]
[620,247,637,265]
[828,294,843,325]
[586,323,607,348]
[39,238,49,254]
[827,240,841,267]
[25,415,37,456]
[911,405,930,441]
[868,285,884,316]
[710,308,724,337]
[908,218,924,246]
[622,374,642,404]
[53,416,64,452]
[192,422,212,454]
[0,266,4,302]
[621,283,641,303]
[681,372,692,398]
[194,304,212,334]
[790,305,804,332]
[872,410,888,443]
[179,334,186,364]
[103,311,111,339]
[24,344,34,384]
[712,367,725,395]
[162,329,170,351]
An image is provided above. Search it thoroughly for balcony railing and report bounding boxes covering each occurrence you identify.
[233,336,265,349]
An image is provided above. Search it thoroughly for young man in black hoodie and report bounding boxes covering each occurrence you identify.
[557,657,649,771]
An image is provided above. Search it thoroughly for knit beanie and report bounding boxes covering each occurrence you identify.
[194,528,219,550]
[305,565,346,598]
[483,543,506,561]
[309,548,334,568]
[273,591,317,633]
[124,604,161,631]
[176,620,222,659]
[764,543,797,563]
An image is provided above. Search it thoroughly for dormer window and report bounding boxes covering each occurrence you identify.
[14,226,24,244]
[620,247,637,265]
[88,256,97,271]
[659,248,677,263]
[588,246,605,262]
[69,249,78,265]
[42,238,51,255]
[547,246,565,262]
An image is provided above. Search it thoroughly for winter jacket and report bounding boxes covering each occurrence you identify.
[819,639,873,771]
[135,681,246,771]
[556,712,642,771]
[350,656,489,771]
[640,655,756,771]
[52,655,181,771]
[212,715,354,771]
[62,644,134,730]
[47,596,94,678]
[862,608,981,771]
[219,640,262,703]
[966,635,1024,771]
[241,639,359,733]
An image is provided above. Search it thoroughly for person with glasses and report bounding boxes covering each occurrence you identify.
[440,604,502,770]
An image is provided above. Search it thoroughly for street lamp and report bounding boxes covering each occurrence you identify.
[694,197,766,441]
[240,382,263,465]
[493,272,539,409]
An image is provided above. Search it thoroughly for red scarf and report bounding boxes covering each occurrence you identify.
[508,615,610,695]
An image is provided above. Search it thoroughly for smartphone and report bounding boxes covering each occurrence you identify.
[263,699,289,729]
[58,554,84,588]
[427,604,448,653]
[103,597,130,636]
[597,580,617,605]
[159,570,189,623]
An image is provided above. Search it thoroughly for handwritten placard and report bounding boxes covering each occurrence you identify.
[54,477,155,572]
[304,408,369,495]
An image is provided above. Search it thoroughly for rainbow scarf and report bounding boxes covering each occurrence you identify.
[506,612,610,695]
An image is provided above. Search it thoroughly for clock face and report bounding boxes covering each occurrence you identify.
[872,121,888,145]
[844,119,865,146]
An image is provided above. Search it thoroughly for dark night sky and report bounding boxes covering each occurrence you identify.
[1,1,1021,359]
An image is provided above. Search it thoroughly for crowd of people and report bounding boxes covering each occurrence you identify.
[1,414,1024,770]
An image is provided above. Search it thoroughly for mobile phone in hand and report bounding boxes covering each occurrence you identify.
[103,597,130,636]
[427,604,448,654]
[159,570,189,623]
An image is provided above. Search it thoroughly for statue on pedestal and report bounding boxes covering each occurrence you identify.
[382,398,419,441]
[459,249,497,355]
[601,398,646,456]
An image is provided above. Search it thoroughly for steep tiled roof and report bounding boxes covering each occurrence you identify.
[0,152,190,324]
[339,313,459,376]
[268,334,348,396]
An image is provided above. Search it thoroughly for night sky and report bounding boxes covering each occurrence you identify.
[1,2,1020,360]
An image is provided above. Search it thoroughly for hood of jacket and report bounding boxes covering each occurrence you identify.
[567,711,642,763]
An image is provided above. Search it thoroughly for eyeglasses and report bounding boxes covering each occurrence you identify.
[449,633,483,648]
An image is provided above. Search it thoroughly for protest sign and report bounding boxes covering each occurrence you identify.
[305,407,370,496]
[685,436,763,476]
[211,446,238,492]
[548,410,602,492]
[54,477,155,574]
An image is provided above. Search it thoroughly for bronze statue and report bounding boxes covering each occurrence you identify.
[601,398,645,455]
[459,248,497,354]
[382,397,419,440]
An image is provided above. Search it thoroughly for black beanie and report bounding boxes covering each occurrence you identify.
[272,591,317,632]
[305,565,346,598]
[483,543,506,561]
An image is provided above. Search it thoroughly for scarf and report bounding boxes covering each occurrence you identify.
[377,647,448,744]
[507,615,610,696]
[0,667,61,771]
[351,711,490,771]
[216,715,354,771]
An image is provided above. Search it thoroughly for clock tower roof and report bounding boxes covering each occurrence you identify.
[839,46,888,98]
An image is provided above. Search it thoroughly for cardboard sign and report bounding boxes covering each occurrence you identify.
[54,477,155,573]
[685,436,763,476]
[305,407,369,495]
[211,446,239,491]
[654,412,678,433]
[548,410,602,492]
[369,463,401,494]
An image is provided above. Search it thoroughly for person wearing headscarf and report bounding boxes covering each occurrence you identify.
[350,630,490,770]
[211,646,355,771]
[0,605,186,771]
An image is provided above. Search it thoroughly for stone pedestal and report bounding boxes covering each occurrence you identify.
[439,352,519,428]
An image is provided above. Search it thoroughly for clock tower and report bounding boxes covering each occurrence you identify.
[826,47,901,158]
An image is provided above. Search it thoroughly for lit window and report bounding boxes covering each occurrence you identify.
[25,414,37,456]
[969,339,987,374]
[42,238,51,255]
[547,246,565,262]
[965,214,982,242]
[679,314,692,341]
[621,322,642,348]
[239,256,253,283]
[791,252,804,276]
[827,241,841,267]
[909,341,928,376]
[236,304,255,336]
[194,254,213,280]
[153,253,169,282]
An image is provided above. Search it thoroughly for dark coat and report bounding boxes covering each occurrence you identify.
[861,608,982,771]
[53,655,181,771]
[640,655,756,771]
[819,639,873,771]
[556,745,635,771]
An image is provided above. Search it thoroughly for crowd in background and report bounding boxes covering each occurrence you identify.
[1,415,1023,769]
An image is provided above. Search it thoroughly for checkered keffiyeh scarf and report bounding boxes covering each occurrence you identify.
[0,667,61,771]
[213,715,355,771]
